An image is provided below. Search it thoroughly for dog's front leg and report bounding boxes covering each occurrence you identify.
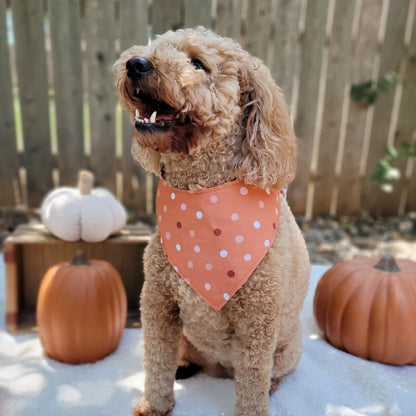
[231,308,279,416]
[133,280,182,416]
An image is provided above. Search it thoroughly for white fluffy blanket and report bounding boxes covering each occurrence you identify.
[0,257,414,416]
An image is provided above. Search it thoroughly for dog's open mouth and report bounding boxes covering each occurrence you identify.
[134,91,190,131]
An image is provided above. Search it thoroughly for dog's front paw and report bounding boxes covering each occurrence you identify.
[133,398,172,416]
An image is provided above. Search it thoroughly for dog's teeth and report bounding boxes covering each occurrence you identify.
[144,118,149,123]
[175,113,181,119]
[135,109,140,121]
[150,111,157,124]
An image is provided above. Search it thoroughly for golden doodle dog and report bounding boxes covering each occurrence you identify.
[114,27,310,416]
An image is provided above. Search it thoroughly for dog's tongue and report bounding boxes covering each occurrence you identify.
[156,112,175,121]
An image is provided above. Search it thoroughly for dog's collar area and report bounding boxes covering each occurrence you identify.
[157,175,239,191]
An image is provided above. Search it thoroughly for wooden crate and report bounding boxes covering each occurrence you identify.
[3,223,151,333]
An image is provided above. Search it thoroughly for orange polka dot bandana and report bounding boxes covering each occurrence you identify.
[156,179,281,311]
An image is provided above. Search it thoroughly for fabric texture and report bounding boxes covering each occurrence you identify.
[156,179,281,310]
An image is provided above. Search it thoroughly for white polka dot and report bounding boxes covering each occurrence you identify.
[189,230,195,237]
[170,192,176,200]
[231,213,239,221]
[176,244,181,251]
[187,260,193,268]
[235,235,244,243]
[158,215,162,222]
[160,237,163,244]
[244,254,252,261]
[259,200,264,208]
[275,208,279,216]
[184,278,190,285]
[240,186,248,195]
[205,263,212,271]
[223,293,230,300]
[266,188,271,195]
[180,203,187,211]
[264,240,270,247]
[253,221,261,229]
[194,245,201,253]
[173,266,179,272]
[205,283,211,291]
[220,250,228,258]
[210,195,218,203]
[196,211,203,219]
[166,232,171,240]
[163,205,167,212]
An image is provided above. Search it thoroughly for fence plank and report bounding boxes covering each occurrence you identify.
[312,1,356,216]
[288,0,329,215]
[119,0,148,214]
[84,0,116,192]
[270,0,301,109]
[152,0,182,36]
[382,0,416,214]
[242,0,272,62]
[184,0,211,28]
[397,3,416,212]
[362,0,410,216]
[406,162,416,212]
[12,0,53,207]
[0,0,20,206]
[49,0,84,187]
[336,0,384,216]
[214,0,242,40]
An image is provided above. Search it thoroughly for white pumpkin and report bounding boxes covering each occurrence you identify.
[41,170,127,242]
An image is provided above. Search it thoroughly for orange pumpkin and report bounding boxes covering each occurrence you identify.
[313,255,416,365]
[37,251,127,364]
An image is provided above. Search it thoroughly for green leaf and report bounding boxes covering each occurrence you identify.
[351,71,398,106]
[378,159,391,171]
[386,145,398,159]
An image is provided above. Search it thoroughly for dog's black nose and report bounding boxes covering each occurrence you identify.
[126,57,154,79]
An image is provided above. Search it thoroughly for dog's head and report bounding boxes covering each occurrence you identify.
[114,27,297,191]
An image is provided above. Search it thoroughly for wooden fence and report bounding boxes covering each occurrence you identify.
[0,0,415,219]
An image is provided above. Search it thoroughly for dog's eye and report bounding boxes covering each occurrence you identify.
[191,58,208,72]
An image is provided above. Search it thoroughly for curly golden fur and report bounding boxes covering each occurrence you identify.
[114,27,310,416]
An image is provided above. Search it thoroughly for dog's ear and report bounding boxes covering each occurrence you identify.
[234,57,297,191]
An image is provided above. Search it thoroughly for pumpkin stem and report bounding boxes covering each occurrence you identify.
[71,250,91,266]
[374,254,400,273]
[78,170,94,195]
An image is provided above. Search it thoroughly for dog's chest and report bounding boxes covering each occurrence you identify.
[174,281,235,358]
